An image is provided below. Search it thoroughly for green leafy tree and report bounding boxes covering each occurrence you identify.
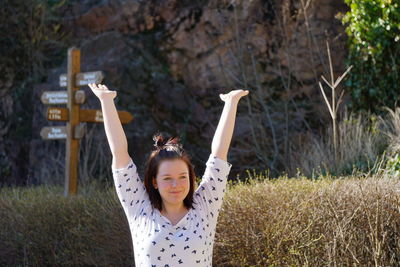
[342,0,400,112]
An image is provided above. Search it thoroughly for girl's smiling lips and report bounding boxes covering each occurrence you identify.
[170,191,182,194]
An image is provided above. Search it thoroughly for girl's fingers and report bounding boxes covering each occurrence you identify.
[89,83,109,91]
[220,89,249,101]
[99,84,108,91]
[89,83,99,90]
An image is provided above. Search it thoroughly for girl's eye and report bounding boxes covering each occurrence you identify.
[164,177,171,180]
[180,176,187,179]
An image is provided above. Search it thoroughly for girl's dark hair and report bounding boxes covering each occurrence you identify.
[144,133,196,211]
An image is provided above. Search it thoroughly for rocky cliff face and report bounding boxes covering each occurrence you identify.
[27,0,348,184]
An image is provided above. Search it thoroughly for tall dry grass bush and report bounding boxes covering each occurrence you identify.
[380,107,400,154]
[289,111,387,177]
[380,107,400,176]
[1,175,399,266]
[0,183,134,266]
[215,175,400,266]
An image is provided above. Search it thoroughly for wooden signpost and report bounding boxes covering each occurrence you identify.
[40,47,133,197]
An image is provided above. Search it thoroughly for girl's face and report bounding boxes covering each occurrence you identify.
[153,159,190,208]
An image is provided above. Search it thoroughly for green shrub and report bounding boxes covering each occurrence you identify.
[386,153,400,176]
[342,0,400,112]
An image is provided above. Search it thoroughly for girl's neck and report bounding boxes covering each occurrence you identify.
[161,202,187,216]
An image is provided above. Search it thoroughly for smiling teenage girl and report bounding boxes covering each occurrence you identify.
[88,83,248,267]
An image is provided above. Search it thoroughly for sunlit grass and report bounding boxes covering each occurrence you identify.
[1,173,399,266]
[215,173,400,266]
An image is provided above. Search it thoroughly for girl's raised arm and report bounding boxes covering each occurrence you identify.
[88,83,131,169]
[211,89,249,160]
[193,89,249,228]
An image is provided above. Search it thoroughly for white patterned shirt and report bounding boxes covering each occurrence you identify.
[112,154,232,267]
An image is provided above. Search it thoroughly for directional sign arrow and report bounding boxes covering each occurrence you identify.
[41,91,67,104]
[80,109,133,124]
[46,107,133,124]
[40,124,87,140]
[59,71,104,87]
[40,126,67,140]
[41,90,86,105]
[47,107,69,121]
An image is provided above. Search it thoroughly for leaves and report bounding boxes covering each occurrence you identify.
[342,0,400,111]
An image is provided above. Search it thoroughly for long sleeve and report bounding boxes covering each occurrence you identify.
[193,154,232,228]
[112,158,149,220]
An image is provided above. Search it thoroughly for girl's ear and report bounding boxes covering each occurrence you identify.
[152,177,158,189]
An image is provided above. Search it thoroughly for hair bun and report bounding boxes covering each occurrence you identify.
[153,134,166,148]
[153,133,181,150]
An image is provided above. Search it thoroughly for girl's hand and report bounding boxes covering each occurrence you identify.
[88,83,117,101]
[219,89,249,103]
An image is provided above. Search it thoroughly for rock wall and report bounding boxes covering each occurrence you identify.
[27,0,348,184]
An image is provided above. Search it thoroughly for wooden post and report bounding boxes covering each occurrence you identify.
[40,46,132,196]
[65,47,81,196]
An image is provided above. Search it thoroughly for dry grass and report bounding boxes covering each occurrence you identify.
[0,183,134,266]
[215,174,400,266]
[380,107,400,154]
[288,107,400,178]
[1,174,399,266]
[289,111,387,177]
